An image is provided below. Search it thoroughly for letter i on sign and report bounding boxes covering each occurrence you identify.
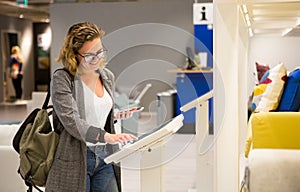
[201,6,207,21]
[193,3,213,25]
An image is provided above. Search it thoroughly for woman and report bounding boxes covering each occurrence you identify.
[47,22,137,192]
[9,45,23,100]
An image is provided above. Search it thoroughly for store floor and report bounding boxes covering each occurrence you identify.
[0,103,197,191]
[0,101,28,124]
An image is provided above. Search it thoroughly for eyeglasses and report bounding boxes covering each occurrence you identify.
[77,49,107,64]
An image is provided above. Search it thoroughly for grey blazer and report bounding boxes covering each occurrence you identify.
[45,68,121,192]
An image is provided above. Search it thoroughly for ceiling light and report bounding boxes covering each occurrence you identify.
[246,20,251,27]
[245,13,250,22]
[245,13,251,27]
[248,28,253,37]
[242,4,248,14]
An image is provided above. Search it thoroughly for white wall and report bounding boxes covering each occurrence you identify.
[238,4,249,158]
[50,0,194,111]
[248,36,300,96]
[214,0,249,191]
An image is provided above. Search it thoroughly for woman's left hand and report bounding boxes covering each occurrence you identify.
[114,109,133,120]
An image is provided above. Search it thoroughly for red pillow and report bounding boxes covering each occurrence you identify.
[256,62,270,82]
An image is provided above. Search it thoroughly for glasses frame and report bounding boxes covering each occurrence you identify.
[77,49,107,64]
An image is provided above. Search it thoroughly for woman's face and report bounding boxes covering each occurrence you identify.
[77,38,106,73]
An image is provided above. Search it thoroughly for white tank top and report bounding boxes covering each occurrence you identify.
[82,81,113,145]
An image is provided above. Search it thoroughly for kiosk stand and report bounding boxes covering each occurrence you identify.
[180,90,214,192]
[105,90,213,192]
[104,114,184,192]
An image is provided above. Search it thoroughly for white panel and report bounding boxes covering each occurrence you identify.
[214,0,240,191]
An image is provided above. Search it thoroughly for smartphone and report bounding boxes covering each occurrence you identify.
[129,106,144,112]
[115,107,144,120]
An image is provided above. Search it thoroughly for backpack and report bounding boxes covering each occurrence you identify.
[12,68,72,192]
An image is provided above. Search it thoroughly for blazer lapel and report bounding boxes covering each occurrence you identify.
[99,69,114,101]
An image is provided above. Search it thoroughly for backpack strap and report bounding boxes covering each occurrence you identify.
[42,89,51,110]
[42,68,74,110]
[50,68,74,135]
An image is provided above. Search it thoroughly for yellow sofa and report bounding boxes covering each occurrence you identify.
[245,111,300,158]
[243,112,300,192]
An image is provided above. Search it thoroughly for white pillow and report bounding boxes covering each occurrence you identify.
[255,63,287,112]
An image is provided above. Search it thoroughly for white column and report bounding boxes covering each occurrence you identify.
[213,0,247,191]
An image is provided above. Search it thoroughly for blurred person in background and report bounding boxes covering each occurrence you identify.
[9,45,23,100]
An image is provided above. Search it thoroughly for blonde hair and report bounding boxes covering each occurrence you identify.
[11,45,22,62]
[56,22,105,76]
[11,45,20,54]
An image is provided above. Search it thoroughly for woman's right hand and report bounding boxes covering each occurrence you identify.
[104,132,137,145]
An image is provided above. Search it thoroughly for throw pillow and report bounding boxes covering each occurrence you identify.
[278,68,300,111]
[256,62,270,82]
[255,63,287,112]
[259,70,269,83]
[251,83,268,111]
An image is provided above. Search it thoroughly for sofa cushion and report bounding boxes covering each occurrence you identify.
[248,149,300,192]
[252,112,300,149]
[278,68,300,111]
[245,111,300,158]
[245,114,254,158]
[255,63,287,112]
